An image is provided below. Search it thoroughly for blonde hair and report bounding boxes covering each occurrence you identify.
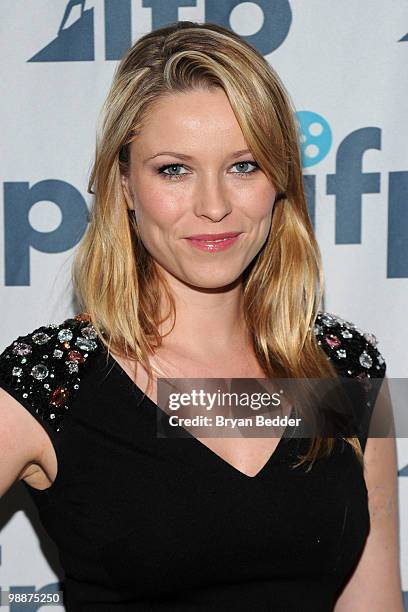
[72,21,363,471]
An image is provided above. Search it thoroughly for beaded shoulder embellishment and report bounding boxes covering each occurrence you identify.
[0,313,101,434]
[0,310,386,437]
[314,311,387,380]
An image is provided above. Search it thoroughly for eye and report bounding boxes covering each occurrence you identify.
[157,163,188,181]
[156,160,260,182]
[230,160,259,177]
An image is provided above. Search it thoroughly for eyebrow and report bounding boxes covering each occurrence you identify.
[144,149,252,162]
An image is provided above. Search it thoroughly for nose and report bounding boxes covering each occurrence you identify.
[193,173,233,222]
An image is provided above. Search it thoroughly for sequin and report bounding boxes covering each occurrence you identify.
[67,362,79,374]
[82,325,97,340]
[359,351,373,369]
[75,337,97,352]
[363,332,378,347]
[68,350,85,363]
[320,314,336,327]
[50,386,69,407]
[319,312,356,330]
[32,332,52,345]
[324,335,341,349]
[12,342,32,356]
[58,329,73,342]
[31,364,49,380]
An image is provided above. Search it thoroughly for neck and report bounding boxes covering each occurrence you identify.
[156,273,251,361]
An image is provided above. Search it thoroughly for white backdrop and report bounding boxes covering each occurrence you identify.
[0,1,407,609]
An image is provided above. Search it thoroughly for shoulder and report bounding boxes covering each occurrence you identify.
[313,310,387,379]
[313,311,387,452]
[0,313,103,435]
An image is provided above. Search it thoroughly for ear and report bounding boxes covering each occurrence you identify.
[121,174,134,211]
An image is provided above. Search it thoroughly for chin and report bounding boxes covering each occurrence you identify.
[183,272,243,291]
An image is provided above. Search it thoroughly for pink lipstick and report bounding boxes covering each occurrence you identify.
[184,232,243,252]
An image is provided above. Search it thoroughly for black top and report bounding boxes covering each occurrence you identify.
[0,311,386,611]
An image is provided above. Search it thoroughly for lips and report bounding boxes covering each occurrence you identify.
[184,232,243,252]
[186,232,242,241]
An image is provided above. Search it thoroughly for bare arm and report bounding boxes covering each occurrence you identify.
[0,387,48,497]
[334,377,403,610]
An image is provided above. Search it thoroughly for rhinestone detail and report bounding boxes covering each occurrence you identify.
[314,311,387,448]
[0,310,386,440]
[31,364,49,380]
[32,332,53,345]
[12,342,32,356]
[58,329,73,343]
[0,314,101,434]
[314,311,386,379]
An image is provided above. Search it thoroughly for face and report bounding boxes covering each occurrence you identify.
[121,87,276,290]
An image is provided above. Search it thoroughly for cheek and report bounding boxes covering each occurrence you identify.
[134,185,183,231]
[240,185,276,221]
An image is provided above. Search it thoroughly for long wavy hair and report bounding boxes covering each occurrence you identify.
[71,21,363,471]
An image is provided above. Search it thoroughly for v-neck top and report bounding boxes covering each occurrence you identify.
[0,311,387,611]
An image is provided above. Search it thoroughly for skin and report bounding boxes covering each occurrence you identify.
[2,86,403,608]
[121,87,403,607]
[333,382,403,610]
[120,87,277,366]
[7,87,280,494]
[119,86,283,477]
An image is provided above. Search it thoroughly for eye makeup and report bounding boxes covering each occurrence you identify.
[156,160,260,181]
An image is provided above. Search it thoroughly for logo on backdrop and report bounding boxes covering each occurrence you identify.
[296,111,333,168]
[28,0,292,62]
[399,464,408,476]
[10,2,406,285]
[295,111,408,280]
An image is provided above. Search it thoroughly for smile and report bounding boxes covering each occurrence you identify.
[184,234,242,252]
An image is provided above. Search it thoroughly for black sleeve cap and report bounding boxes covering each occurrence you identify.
[0,314,101,440]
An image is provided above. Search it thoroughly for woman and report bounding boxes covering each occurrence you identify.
[0,21,403,611]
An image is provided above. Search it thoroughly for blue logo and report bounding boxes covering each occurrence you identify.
[3,180,88,286]
[293,114,408,280]
[296,111,332,168]
[399,464,408,477]
[28,0,292,63]
[4,124,407,284]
